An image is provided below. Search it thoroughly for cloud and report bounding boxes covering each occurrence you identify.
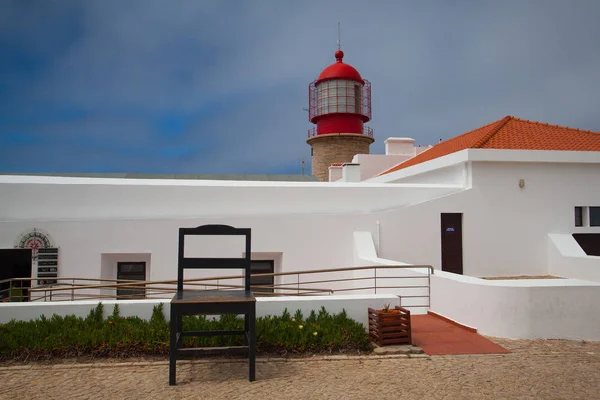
[1,0,599,174]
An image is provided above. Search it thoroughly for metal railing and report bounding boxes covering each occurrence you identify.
[0,264,433,308]
[307,125,374,139]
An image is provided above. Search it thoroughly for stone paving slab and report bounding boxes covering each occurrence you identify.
[0,338,599,400]
[372,344,424,355]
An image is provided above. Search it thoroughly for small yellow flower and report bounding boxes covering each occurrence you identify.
[292,318,296,322]
[298,325,303,329]
[313,332,318,336]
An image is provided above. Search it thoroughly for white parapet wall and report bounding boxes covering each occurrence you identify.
[430,271,600,341]
[256,294,398,328]
[548,233,600,282]
[0,294,400,330]
[354,231,600,341]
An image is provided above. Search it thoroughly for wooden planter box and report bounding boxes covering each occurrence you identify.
[368,306,412,346]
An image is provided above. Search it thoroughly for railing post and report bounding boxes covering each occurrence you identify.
[72,279,75,301]
[374,267,377,295]
[427,267,431,308]
[297,274,300,295]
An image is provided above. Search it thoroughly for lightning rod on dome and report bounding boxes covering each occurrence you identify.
[337,22,341,50]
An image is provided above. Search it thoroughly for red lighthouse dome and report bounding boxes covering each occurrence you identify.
[308,49,372,137]
[316,50,364,84]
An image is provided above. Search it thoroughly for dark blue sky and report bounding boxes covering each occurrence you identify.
[1,0,599,175]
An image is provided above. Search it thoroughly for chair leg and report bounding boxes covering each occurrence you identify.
[169,308,178,386]
[244,313,250,346]
[248,306,256,382]
[176,315,183,346]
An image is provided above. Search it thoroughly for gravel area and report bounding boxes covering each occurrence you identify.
[1,338,599,400]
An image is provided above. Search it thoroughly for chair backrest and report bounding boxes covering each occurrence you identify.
[177,224,251,292]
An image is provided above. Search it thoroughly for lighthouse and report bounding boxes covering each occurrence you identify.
[307,48,374,181]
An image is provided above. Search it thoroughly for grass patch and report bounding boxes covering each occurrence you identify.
[0,303,372,361]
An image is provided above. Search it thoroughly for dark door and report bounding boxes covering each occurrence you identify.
[117,262,146,299]
[0,249,32,301]
[441,213,463,275]
[250,260,274,294]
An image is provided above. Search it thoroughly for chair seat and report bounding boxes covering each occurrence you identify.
[172,289,256,304]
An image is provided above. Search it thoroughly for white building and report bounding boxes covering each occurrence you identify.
[1,114,600,340]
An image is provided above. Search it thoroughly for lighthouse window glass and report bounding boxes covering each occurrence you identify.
[317,82,330,115]
[354,84,362,114]
[316,80,362,115]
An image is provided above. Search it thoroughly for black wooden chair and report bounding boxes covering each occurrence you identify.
[169,224,256,385]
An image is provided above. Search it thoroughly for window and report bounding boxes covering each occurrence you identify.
[590,207,600,227]
[250,260,274,294]
[575,206,583,227]
[117,262,146,299]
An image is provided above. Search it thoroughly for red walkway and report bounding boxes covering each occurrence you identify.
[411,313,510,355]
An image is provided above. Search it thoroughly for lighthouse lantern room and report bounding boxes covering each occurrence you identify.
[308,50,372,135]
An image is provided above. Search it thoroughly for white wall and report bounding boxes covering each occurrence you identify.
[0,175,462,291]
[384,138,417,156]
[2,150,599,292]
[341,163,361,182]
[548,234,600,282]
[0,213,374,291]
[353,231,431,313]
[4,158,599,284]
[370,148,600,184]
[328,165,342,182]
[0,175,462,220]
[0,294,401,329]
[382,163,469,186]
[351,154,410,181]
[376,158,600,277]
[430,271,600,340]
[256,294,399,328]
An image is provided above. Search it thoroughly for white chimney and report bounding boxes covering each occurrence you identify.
[384,137,416,157]
[328,164,343,182]
[341,163,361,182]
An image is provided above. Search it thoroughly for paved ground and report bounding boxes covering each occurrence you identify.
[1,338,599,400]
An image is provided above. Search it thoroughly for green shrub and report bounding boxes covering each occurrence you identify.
[0,303,372,361]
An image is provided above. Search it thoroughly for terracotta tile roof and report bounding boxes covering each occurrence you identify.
[380,116,600,175]
[330,163,344,167]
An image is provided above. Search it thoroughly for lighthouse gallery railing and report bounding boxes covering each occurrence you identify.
[307,125,373,139]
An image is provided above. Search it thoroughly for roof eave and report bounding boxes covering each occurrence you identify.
[366,149,471,183]
[466,148,600,164]
[367,148,600,184]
